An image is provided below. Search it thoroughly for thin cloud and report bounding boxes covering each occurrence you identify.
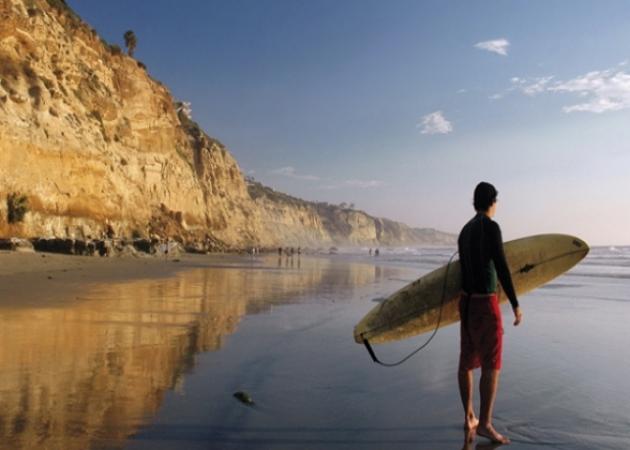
[270,168,383,190]
[512,76,554,96]
[417,111,453,135]
[345,179,384,188]
[318,179,385,190]
[270,166,320,181]
[492,73,568,101]
[511,66,630,113]
[549,69,630,113]
[474,38,510,56]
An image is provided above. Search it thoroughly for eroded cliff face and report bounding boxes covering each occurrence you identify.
[249,181,456,246]
[0,0,262,248]
[0,0,455,249]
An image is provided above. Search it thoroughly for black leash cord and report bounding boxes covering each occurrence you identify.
[361,250,458,367]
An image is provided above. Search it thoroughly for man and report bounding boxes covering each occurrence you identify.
[457,182,523,444]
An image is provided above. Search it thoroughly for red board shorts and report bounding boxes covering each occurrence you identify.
[459,292,503,371]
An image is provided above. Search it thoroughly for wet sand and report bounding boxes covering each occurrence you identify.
[0,250,274,306]
[0,251,628,449]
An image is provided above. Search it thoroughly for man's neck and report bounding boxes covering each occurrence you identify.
[476,210,492,219]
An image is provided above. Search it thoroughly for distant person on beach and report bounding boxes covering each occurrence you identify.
[278,247,283,255]
[162,238,169,260]
[374,248,379,256]
[369,248,372,256]
[457,182,522,445]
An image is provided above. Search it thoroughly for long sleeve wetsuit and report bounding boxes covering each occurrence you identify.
[458,213,519,309]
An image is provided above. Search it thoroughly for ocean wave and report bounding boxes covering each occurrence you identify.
[568,271,630,280]
[333,246,630,280]
[581,259,630,268]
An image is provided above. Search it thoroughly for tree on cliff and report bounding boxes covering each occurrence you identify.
[123,30,137,57]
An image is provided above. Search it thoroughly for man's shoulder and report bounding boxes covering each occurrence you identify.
[477,214,499,228]
[488,217,501,229]
[458,216,476,237]
[459,214,502,236]
[484,217,502,239]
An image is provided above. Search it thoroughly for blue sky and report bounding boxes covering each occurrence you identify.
[69,0,630,245]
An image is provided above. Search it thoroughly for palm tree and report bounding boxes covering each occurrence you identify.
[123,30,137,57]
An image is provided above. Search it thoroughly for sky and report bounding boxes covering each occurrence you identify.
[68,0,630,245]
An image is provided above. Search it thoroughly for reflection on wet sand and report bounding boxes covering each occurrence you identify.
[0,256,387,450]
[461,429,505,450]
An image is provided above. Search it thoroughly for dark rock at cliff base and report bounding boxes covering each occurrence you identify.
[132,239,154,254]
[0,238,34,252]
[32,238,75,254]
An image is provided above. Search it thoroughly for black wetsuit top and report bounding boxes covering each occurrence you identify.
[458,213,519,309]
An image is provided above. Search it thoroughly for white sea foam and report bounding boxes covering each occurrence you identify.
[333,245,630,279]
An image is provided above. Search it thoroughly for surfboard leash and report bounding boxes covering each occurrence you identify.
[361,250,459,367]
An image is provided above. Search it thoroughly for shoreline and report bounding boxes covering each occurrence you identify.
[0,249,363,309]
[0,243,616,310]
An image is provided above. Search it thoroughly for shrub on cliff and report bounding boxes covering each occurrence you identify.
[46,0,72,13]
[246,179,308,208]
[7,193,29,224]
[28,86,42,107]
[108,44,122,55]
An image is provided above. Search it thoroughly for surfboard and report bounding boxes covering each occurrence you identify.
[353,234,589,345]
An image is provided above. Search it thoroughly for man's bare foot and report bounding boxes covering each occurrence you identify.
[461,428,475,450]
[464,414,479,432]
[477,424,510,444]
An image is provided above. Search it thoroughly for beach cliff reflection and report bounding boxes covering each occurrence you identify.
[0,256,387,450]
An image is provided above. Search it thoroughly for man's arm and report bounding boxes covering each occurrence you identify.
[489,221,519,310]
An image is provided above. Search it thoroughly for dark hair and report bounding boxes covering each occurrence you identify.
[473,182,498,211]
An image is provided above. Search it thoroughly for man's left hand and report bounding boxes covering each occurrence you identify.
[513,306,523,326]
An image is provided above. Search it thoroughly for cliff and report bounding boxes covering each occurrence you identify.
[0,0,455,250]
[248,180,456,246]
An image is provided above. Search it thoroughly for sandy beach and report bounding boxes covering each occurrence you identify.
[0,248,628,450]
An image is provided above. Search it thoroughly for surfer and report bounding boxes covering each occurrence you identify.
[457,182,523,445]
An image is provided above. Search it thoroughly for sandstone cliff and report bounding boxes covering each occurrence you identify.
[248,180,456,247]
[0,0,455,250]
